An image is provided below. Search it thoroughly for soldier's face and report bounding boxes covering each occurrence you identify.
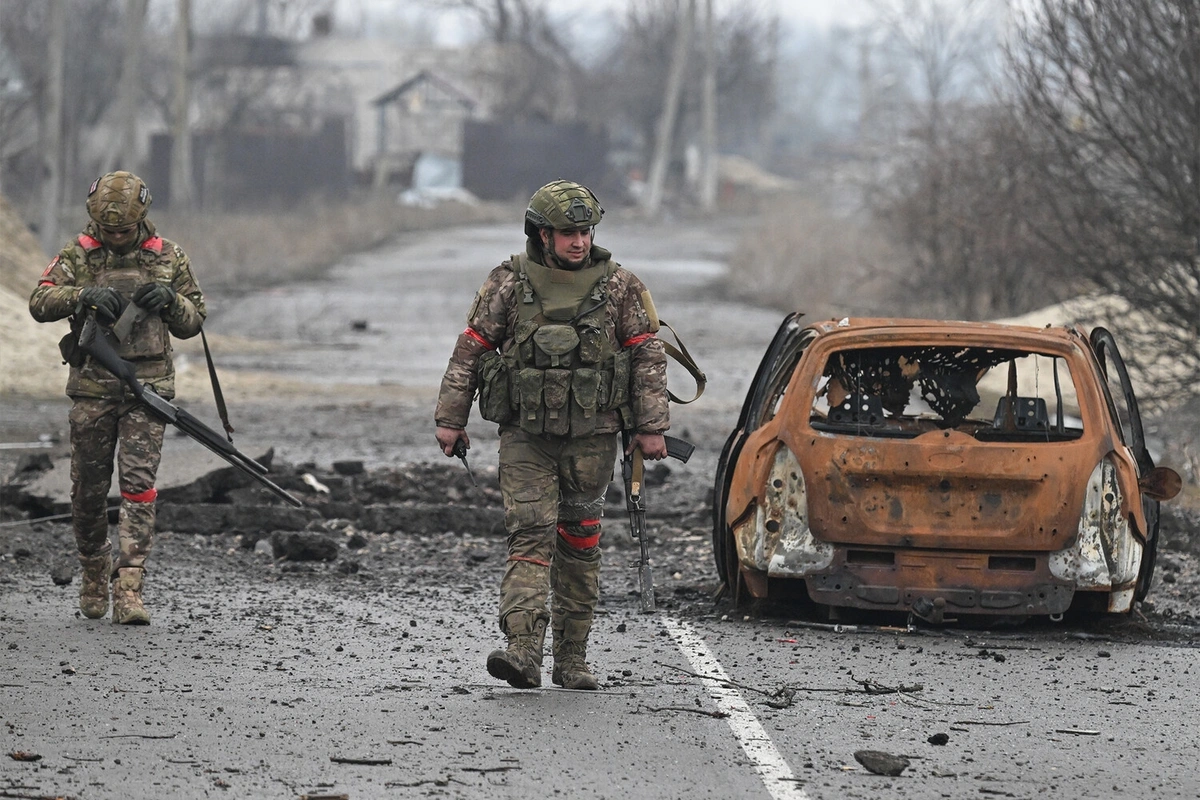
[541,228,591,268]
[99,224,139,252]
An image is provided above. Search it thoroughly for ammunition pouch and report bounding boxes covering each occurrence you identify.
[602,349,630,411]
[517,368,545,434]
[58,316,86,368]
[476,349,514,425]
[59,332,85,368]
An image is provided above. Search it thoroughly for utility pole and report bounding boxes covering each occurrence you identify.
[698,0,718,211]
[643,0,693,215]
[40,0,66,255]
[170,0,195,210]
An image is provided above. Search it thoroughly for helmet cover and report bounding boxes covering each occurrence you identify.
[86,171,152,228]
[524,180,604,237]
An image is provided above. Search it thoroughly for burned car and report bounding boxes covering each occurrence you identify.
[713,314,1182,621]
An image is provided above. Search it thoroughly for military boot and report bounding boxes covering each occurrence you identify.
[486,611,547,688]
[78,552,112,619]
[111,567,150,625]
[552,617,599,690]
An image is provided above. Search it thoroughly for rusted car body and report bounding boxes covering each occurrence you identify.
[713,315,1181,621]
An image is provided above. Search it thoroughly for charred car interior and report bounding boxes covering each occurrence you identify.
[713,314,1182,623]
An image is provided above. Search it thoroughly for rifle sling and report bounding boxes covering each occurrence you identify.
[657,320,706,404]
[199,326,235,440]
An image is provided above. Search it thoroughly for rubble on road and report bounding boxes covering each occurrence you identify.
[1,455,1196,627]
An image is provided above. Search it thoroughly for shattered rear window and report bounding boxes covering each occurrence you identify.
[810,345,1083,441]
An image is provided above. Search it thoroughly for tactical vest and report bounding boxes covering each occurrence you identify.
[477,253,631,436]
[67,233,177,398]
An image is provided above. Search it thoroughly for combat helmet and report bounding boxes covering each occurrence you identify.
[524,180,604,238]
[86,171,152,229]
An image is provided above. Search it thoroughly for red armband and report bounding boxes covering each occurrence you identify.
[463,327,496,350]
[622,332,656,348]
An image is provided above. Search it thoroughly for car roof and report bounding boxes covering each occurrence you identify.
[803,317,1088,350]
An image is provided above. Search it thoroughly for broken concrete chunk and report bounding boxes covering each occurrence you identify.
[270,531,339,562]
[854,750,910,776]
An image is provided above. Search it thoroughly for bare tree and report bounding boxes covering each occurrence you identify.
[39,0,65,254]
[873,103,1063,319]
[431,0,585,121]
[2,0,127,222]
[858,0,1015,318]
[595,0,778,206]
[643,0,692,213]
[1010,0,1200,406]
[101,0,149,171]
[170,0,194,210]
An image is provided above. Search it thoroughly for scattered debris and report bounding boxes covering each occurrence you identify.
[48,561,74,586]
[852,676,923,695]
[952,719,1029,727]
[301,473,331,494]
[332,460,365,476]
[271,531,339,562]
[637,704,730,719]
[7,751,42,762]
[853,750,910,776]
[330,756,392,766]
[98,733,177,740]
[927,733,949,745]
[1055,728,1100,736]
[786,620,914,635]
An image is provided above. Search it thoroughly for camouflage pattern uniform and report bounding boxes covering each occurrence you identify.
[29,172,205,624]
[436,181,668,689]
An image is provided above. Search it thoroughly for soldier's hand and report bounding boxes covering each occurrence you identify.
[133,282,176,314]
[77,286,123,325]
[436,426,469,457]
[628,432,668,460]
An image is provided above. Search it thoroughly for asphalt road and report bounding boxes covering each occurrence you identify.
[3,216,1199,799]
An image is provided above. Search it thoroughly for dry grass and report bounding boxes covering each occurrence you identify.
[722,193,895,319]
[0,193,517,398]
[155,195,517,290]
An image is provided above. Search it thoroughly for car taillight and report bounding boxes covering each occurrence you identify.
[1049,457,1140,610]
[759,445,833,575]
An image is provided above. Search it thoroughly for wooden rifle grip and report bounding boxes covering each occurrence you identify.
[631,448,644,497]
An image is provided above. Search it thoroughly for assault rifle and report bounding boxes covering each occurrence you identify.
[621,431,695,613]
[77,314,304,508]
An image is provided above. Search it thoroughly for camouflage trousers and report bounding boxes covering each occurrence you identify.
[496,428,618,639]
[69,397,165,572]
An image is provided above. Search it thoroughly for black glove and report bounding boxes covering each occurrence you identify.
[133,282,177,314]
[77,286,123,325]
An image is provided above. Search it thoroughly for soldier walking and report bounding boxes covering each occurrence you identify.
[30,171,206,625]
[435,180,671,690]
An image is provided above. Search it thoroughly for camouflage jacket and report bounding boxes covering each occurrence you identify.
[435,241,669,435]
[29,221,206,400]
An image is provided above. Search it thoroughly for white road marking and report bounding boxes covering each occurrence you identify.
[661,617,810,800]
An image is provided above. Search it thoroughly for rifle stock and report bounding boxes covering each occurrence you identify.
[77,316,302,507]
[621,431,695,613]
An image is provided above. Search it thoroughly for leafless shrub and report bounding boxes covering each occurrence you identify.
[724,193,893,318]
[869,104,1067,320]
[1009,0,1200,407]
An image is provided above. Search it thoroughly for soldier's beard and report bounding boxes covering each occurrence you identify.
[550,252,589,270]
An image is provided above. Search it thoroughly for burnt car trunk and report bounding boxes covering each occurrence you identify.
[805,430,1102,551]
